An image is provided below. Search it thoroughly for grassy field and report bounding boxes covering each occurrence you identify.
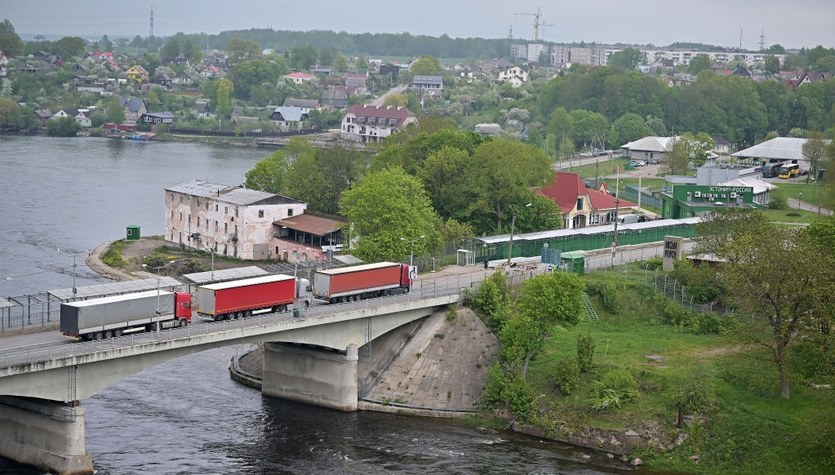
[759,208,822,225]
[559,157,632,179]
[524,270,835,474]
[776,181,827,204]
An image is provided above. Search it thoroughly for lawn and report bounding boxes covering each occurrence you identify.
[759,208,823,225]
[776,181,828,204]
[559,157,632,179]
[523,272,835,474]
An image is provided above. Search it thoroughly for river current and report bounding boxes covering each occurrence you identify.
[0,135,624,474]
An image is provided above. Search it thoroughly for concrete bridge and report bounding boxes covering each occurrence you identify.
[0,270,487,475]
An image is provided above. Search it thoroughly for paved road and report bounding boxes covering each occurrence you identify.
[787,197,833,216]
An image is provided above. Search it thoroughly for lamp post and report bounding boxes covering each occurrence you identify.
[143,260,176,337]
[507,203,532,267]
[204,245,215,283]
[401,235,424,267]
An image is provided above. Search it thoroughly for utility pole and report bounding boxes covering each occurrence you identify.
[149,5,154,38]
[611,168,621,269]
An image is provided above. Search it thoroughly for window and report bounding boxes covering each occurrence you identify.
[288,208,294,217]
[225,206,228,214]
[179,212,182,222]
[224,223,228,233]
[215,204,218,211]
[576,198,584,211]
[258,210,264,218]
[197,217,200,227]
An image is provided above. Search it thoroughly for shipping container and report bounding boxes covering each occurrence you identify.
[313,262,412,303]
[197,274,306,320]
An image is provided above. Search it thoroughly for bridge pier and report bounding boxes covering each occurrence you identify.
[0,396,93,475]
[262,342,359,411]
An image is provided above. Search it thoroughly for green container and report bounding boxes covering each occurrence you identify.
[126,225,141,240]
[560,251,585,275]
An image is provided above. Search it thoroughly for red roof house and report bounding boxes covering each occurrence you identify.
[538,172,635,229]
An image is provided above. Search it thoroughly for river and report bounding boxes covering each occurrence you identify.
[0,135,625,474]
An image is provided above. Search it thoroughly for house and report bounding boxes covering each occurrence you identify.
[273,212,347,262]
[125,65,149,83]
[193,100,214,119]
[282,72,315,84]
[86,51,119,70]
[0,52,10,65]
[411,75,443,97]
[155,74,173,88]
[310,66,333,76]
[50,109,74,120]
[120,97,149,124]
[270,106,308,130]
[343,73,367,90]
[497,67,529,87]
[712,136,732,155]
[474,123,504,136]
[621,136,678,163]
[34,109,54,124]
[139,112,174,124]
[283,98,319,114]
[732,136,832,172]
[164,179,307,260]
[74,109,92,128]
[538,172,636,229]
[174,71,194,86]
[321,87,349,109]
[340,105,417,143]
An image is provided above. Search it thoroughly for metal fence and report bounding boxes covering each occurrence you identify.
[620,185,661,210]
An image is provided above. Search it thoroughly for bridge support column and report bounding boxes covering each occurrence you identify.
[262,342,358,411]
[0,396,93,475]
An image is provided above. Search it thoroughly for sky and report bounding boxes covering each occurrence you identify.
[4,0,834,50]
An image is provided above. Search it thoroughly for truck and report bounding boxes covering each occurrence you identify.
[313,262,414,303]
[60,290,192,340]
[196,274,311,321]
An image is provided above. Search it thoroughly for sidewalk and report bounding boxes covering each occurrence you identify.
[787,197,833,216]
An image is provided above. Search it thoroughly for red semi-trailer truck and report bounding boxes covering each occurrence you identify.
[313,262,414,303]
[60,290,192,340]
[196,275,311,321]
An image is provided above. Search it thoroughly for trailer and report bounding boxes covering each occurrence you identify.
[60,290,192,340]
[313,262,414,303]
[196,274,311,321]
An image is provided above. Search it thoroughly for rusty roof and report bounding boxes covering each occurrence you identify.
[274,213,345,235]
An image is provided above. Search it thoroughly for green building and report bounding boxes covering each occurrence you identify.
[659,185,758,219]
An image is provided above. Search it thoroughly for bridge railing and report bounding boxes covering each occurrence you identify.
[1,270,516,369]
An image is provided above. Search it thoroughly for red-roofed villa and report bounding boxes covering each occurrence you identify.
[538,172,636,229]
[340,105,417,143]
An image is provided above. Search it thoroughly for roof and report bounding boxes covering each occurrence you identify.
[181,266,268,285]
[271,106,307,122]
[344,105,416,124]
[732,137,832,161]
[283,98,319,108]
[120,97,146,113]
[165,179,303,206]
[538,172,635,213]
[143,112,174,119]
[317,262,400,275]
[200,274,295,291]
[283,72,315,80]
[274,213,346,235]
[719,177,776,195]
[478,217,702,245]
[49,277,182,301]
[621,136,677,152]
[412,75,443,85]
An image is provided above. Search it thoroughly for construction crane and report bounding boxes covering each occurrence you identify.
[515,7,543,42]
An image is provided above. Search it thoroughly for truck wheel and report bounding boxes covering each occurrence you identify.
[104,330,112,339]
[237,311,245,319]
[179,319,188,327]
[245,310,253,318]
[114,329,123,337]
[94,331,103,340]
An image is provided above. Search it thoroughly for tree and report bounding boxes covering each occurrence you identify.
[51,36,85,59]
[502,272,584,376]
[696,209,835,399]
[216,79,234,119]
[46,117,81,137]
[0,19,23,57]
[290,45,318,71]
[764,55,781,75]
[382,92,408,108]
[0,96,21,127]
[607,48,641,70]
[227,38,261,65]
[664,132,714,175]
[410,56,442,76]
[645,115,667,136]
[105,96,125,124]
[802,132,829,183]
[607,112,650,149]
[569,109,609,150]
[244,150,289,194]
[339,167,441,262]
[688,54,713,75]
[227,59,288,100]
[670,365,716,428]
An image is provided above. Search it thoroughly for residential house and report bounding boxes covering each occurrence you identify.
[74,109,92,128]
[310,66,333,76]
[270,106,308,130]
[174,71,195,86]
[139,112,174,124]
[474,123,504,136]
[0,52,9,65]
[120,97,149,124]
[50,109,74,120]
[283,98,319,114]
[340,105,417,143]
[620,136,678,163]
[282,72,315,84]
[34,109,53,124]
[343,73,367,94]
[411,75,443,97]
[321,87,348,109]
[538,172,636,229]
[164,179,307,260]
[712,136,732,155]
[0,65,6,78]
[497,67,529,87]
[125,65,149,83]
[86,51,119,71]
[193,100,214,119]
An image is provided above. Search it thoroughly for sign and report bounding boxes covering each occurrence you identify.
[408,266,418,281]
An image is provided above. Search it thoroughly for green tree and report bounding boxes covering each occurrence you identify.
[46,117,81,137]
[227,58,289,100]
[105,96,125,124]
[802,132,829,183]
[290,45,318,71]
[664,132,714,175]
[645,115,667,136]
[284,150,329,212]
[688,54,713,75]
[697,209,835,399]
[607,112,651,148]
[244,150,289,194]
[0,19,23,57]
[503,272,584,375]
[764,55,781,75]
[547,107,574,158]
[216,79,234,119]
[0,96,20,127]
[227,37,261,65]
[670,366,716,428]
[161,38,181,63]
[607,48,641,70]
[51,36,85,59]
[382,92,408,108]
[569,109,609,150]
[339,167,441,262]
[410,55,442,76]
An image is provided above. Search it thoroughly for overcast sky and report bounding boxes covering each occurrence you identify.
[4,0,834,50]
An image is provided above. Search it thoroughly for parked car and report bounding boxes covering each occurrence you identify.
[647,158,660,165]
[628,160,646,168]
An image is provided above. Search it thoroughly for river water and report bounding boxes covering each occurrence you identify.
[0,135,626,474]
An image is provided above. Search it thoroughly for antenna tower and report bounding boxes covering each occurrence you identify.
[150,5,154,38]
[739,28,742,49]
[759,30,766,51]
[508,23,513,41]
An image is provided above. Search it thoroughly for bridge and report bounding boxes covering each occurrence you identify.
[0,270,488,475]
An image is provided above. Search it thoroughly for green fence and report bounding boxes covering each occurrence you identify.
[620,185,661,209]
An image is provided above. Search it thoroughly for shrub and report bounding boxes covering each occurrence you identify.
[481,362,535,421]
[586,281,622,314]
[590,369,639,410]
[660,300,693,326]
[768,188,788,209]
[576,334,596,373]
[100,240,127,268]
[551,358,580,395]
[670,369,716,427]
[644,256,664,271]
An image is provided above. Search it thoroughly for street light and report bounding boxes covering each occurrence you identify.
[143,259,176,337]
[204,245,215,283]
[401,235,424,267]
[507,203,532,267]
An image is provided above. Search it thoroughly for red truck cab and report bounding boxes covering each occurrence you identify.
[174,292,193,324]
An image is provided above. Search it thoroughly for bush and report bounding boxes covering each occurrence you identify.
[586,281,622,314]
[576,334,596,373]
[46,117,82,137]
[660,300,694,326]
[551,358,580,395]
[481,362,535,421]
[644,256,664,271]
[769,188,788,209]
[671,260,722,304]
[590,369,639,410]
[670,369,716,427]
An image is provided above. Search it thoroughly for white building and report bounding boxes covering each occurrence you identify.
[527,44,547,63]
[498,66,529,87]
[340,105,417,143]
[164,180,307,260]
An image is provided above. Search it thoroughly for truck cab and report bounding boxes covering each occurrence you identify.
[174,292,193,324]
[296,278,312,308]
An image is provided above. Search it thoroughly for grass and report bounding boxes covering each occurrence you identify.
[522,272,835,474]
[559,157,631,179]
[775,181,828,204]
[759,208,822,225]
